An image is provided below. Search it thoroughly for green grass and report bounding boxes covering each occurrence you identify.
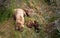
[0,0,60,38]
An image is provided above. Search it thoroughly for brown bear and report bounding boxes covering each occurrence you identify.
[13,8,26,32]
[13,8,34,31]
[26,19,40,33]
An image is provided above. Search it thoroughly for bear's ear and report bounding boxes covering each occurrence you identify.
[34,20,37,23]
[13,9,17,21]
[13,14,16,20]
[23,9,31,17]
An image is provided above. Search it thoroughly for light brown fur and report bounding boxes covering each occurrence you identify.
[14,8,25,31]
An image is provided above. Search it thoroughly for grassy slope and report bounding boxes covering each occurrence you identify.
[0,0,45,38]
[0,0,60,38]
